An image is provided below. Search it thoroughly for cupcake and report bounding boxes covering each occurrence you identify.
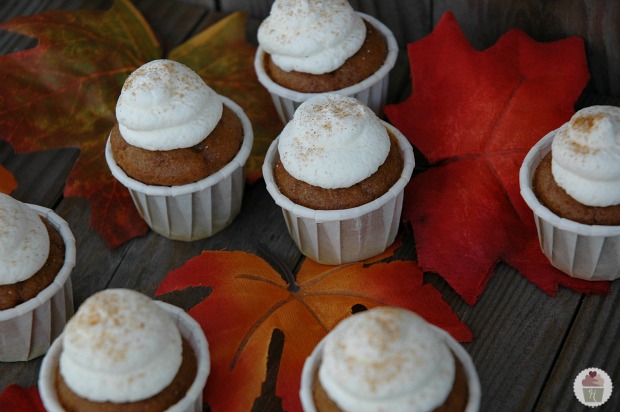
[0,193,75,361]
[581,370,605,403]
[254,0,398,123]
[520,105,620,280]
[39,289,210,412]
[262,93,415,264]
[300,307,481,412]
[105,59,254,241]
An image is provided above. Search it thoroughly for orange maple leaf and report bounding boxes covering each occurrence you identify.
[0,165,17,194]
[0,1,281,247]
[156,236,471,412]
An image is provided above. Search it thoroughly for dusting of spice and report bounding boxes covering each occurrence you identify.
[59,289,183,403]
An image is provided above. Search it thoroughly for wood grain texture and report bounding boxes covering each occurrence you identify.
[350,0,431,46]
[0,144,79,208]
[134,0,210,53]
[535,281,620,412]
[425,262,582,412]
[214,0,274,19]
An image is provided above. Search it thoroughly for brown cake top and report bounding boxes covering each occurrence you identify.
[533,151,620,225]
[110,104,244,186]
[263,18,388,93]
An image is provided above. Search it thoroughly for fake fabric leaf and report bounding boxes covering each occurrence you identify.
[385,12,610,305]
[0,0,159,248]
[156,237,472,412]
[0,385,44,412]
[0,2,282,248]
[0,165,17,194]
[169,12,283,183]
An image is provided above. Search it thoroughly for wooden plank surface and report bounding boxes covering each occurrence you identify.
[1,1,619,411]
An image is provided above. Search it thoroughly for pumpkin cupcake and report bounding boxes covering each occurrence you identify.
[0,193,75,361]
[39,289,210,412]
[300,307,481,412]
[254,0,398,123]
[520,105,620,280]
[106,59,254,241]
[263,94,414,264]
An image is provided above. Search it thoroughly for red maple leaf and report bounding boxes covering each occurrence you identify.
[0,385,44,412]
[0,1,281,248]
[385,12,610,305]
[155,235,471,412]
[0,165,17,194]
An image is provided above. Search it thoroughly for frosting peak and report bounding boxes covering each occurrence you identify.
[278,94,390,189]
[551,105,620,207]
[257,0,366,74]
[116,59,223,151]
[319,307,455,412]
[59,289,183,403]
[0,193,49,286]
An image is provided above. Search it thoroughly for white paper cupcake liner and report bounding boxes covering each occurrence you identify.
[520,130,620,281]
[105,96,253,241]
[39,300,210,412]
[263,121,414,265]
[254,12,399,124]
[300,323,481,412]
[0,205,75,362]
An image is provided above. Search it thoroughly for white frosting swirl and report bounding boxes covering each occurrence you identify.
[551,105,620,207]
[278,94,390,189]
[59,289,183,403]
[257,0,366,74]
[0,193,49,286]
[319,307,455,412]
[116,59,223,151]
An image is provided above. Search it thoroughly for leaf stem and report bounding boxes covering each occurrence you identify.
[257,243,300,292]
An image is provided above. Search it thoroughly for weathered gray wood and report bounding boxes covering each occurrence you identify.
[214,0,274,19]
[175,0,217,10]
[534,280,620,412]
[55,197,131,306]
[0,143,79,208]
[0,0,46,52]
[350,0,432,47]
[134,0,210,53]
[424,262,583,412]
[106,180,303,298]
